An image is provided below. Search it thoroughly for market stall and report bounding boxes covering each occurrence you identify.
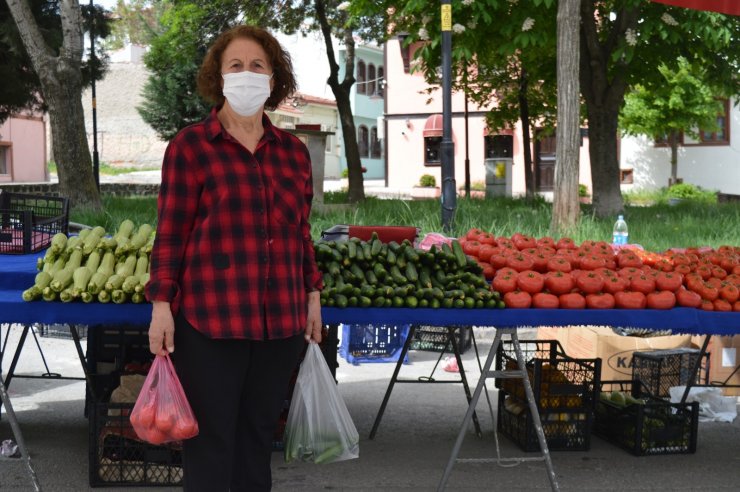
[2,247,739,490]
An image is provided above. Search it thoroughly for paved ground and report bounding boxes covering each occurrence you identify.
[1,325,739,491]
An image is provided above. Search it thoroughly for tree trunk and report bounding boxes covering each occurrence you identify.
[6,0,101,209]
[669,131,679,185]
[580,1,639,218]
[46,82,100,207]
[551,0,581,235]
[585,106,622,217]
[517,68,535,201]
[315,0,365,203]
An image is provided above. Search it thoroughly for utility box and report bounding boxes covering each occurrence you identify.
[484,158,513,198]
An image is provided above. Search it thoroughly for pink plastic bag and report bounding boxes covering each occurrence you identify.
[129,354,199,444]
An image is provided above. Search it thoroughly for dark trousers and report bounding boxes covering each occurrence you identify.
[172,313,305,491]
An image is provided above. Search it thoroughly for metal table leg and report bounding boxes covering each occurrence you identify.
[0,377,42,491]
[369,325,417,439]
[369,326,482,439]
[3,325,31,389]
[438,327,559,492]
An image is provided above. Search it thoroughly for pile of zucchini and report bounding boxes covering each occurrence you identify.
[314,235,504,309]
[22,220,153,304]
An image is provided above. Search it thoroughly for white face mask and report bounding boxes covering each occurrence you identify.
[222,71,272,117]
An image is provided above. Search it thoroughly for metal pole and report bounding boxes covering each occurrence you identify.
[464,89,470,198]
[89,0,100,190]
[440,1,456,233]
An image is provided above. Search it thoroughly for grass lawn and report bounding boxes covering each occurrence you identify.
[70,193,740,253]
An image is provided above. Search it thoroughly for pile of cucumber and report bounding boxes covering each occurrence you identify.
[314,235,504,309]
[23,219,153,304]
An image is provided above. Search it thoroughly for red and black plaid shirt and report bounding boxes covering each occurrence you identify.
[145,108,322,340]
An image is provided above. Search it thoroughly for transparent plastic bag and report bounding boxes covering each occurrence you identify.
[284,343,359,464]
[129,354,199,444]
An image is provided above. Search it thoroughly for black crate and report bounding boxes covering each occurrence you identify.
[410,325,472,353]
[594,380,699,456]
[0,192,69,254]
[495,340,601,412]
[37,323,88,340]
[497,393,592,452]
[632,348,709,398]
[90,401,183,487]
[87,325,152,375]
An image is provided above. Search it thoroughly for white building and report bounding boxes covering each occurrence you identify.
[619,98,740,196]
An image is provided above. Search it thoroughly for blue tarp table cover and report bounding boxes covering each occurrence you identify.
[1,251,738,335]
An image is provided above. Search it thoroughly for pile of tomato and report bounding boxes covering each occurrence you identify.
[459,229,740,311]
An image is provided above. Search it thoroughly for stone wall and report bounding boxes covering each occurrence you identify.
[0,183,160,198]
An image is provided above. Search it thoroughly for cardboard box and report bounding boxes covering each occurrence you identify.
[537,326,692,381]
[691,335,740,396]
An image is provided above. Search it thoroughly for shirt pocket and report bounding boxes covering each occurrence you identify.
[271,172,305,225]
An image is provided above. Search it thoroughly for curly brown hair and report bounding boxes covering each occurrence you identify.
[197,25,296,111]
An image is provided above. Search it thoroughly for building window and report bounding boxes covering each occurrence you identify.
[357,60,366,95]
[358,125,369,157]
[620,169,634,184]
[424,137,442,166]
[0,144,9,175]
[370,126,381,158]
[655,99,730,147]
[699,99,730,144]
[377,66,384,97]
[368,64,376,96]
[325,134,333,154]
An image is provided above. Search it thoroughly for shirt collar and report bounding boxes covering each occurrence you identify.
[204,107,283,145]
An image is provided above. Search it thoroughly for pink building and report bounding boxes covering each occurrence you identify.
[383,37,593,196]
[0,113,48,183]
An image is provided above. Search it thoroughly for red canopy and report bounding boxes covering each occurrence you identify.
[652,0,740,15]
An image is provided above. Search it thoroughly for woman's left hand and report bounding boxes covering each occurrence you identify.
[304,291,323,343]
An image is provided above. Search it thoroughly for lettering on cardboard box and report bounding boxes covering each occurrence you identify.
[608,350,635,377]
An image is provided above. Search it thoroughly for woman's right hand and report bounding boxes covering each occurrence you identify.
[149,301,175,356]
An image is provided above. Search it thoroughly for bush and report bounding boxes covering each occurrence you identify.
[666,183,717,204]
[579,184,589,197]
[419,174,436,187]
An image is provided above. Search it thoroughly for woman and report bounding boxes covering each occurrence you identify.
[145,25,323,491]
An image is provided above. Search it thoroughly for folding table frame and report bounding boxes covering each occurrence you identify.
[437,326,559,491]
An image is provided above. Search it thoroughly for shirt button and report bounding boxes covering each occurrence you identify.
[261,255,268,262]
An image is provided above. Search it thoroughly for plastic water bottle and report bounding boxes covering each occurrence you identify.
[612,215,629,245]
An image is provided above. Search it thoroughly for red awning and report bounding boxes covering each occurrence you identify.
[652,0,740,15]
[423,114,443,137]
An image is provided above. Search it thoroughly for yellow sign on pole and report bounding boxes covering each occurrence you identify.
[441,4,452,31]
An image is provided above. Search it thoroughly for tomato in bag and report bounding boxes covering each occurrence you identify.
[130,354,199,444]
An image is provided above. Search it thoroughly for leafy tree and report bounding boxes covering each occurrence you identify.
[137,2,231,141]
[0,0,109,123]
[104,0,165,51]
[353,0,740,219]
[3,0,111,208]
[579,1,739,217]
[136,0,375,203]
[619,57,723,186]
[352,0,571,221]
